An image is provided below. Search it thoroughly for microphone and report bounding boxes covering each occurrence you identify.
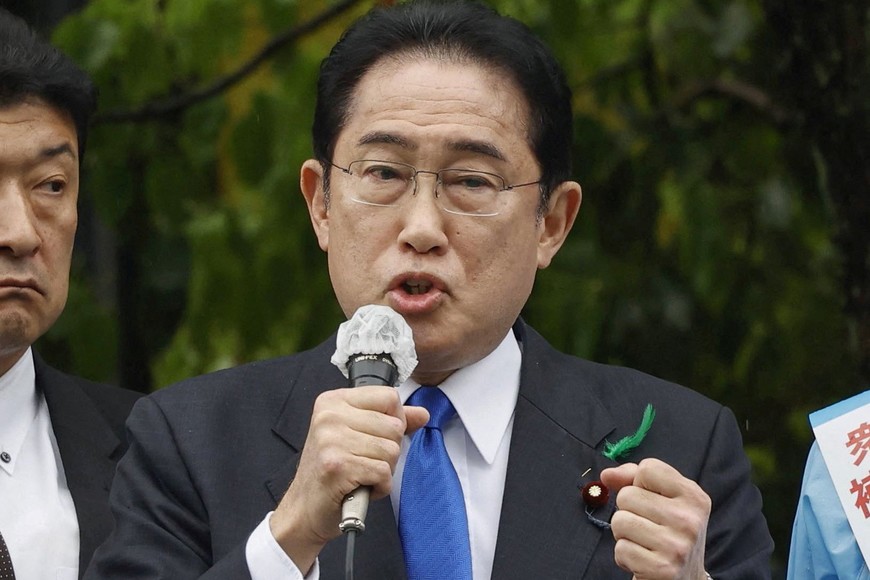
[331,305,417,534]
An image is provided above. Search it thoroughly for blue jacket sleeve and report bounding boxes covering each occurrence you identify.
[787,442,870,580]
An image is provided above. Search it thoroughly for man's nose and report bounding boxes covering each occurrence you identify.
[398,172,448,254]
[410,169,440,199]
[0,186,41,257]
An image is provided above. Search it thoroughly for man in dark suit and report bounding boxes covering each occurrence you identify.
[87,2,773,578]
[0,9,141,579]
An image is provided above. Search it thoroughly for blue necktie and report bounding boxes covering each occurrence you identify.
[399,387,473,580]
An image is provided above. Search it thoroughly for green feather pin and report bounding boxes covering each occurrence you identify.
[603,404,655,461]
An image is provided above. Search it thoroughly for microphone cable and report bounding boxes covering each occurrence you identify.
[340,486,368,580]
[345,528,357,580]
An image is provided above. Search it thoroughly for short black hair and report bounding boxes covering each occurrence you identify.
[312,0,573,213]
[0,8,97,161]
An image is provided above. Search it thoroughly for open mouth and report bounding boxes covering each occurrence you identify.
[403,279,433,295]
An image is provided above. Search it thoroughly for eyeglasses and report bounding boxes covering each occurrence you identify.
[327,159,542,217]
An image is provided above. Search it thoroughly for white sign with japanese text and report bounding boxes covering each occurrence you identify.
[811,390,870,567]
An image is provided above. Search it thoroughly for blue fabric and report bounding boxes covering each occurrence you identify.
[788,442,870,579]
[399,387,472,580]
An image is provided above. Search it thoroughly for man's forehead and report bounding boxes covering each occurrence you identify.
[0,99,79,164]
[337,57,531,155]
[369,53,523,96]
[0,95,76,128]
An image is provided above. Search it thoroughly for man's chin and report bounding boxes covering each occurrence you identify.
[0,309,41,354]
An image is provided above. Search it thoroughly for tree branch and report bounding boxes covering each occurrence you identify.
[94,0,365,125]
[670,77,794,125]
[572,55,647,90]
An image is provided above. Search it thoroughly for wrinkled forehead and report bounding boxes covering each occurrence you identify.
[344,50,533,142]
[0,94,76,127]
[0,97,79,164]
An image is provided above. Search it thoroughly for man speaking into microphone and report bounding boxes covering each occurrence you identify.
[88,1,773,578]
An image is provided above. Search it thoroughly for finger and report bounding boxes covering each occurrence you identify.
[613,484,671,524]
[610,508,679,555]
[313,429,399,497]
[340,453,397,499]
[632,458,698,499]
[313,388,406,439]
[344,428,403,465]
[306,390,408,491]
[616,483,710,532]
[613,536,679,580]
[339,407,406,441]
[600,462,638,492]
[610,478,711,579]
[403,405,430,434]
[612,510,692,579]
[338,385,404,416]
[313,408,403,466]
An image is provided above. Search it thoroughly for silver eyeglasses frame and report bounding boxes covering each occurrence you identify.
[326,159,542,217]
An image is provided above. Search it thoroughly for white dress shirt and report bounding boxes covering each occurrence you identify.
[247,330,521,579]
[0,348,80,580]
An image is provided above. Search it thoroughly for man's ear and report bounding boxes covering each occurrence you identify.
[300,158,329,252]
[537,180,582,269]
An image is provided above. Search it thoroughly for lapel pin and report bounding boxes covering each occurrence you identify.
[580,480,612,529]
[603,404,656,462]
[581,480,609,509]
[578,404,656,529]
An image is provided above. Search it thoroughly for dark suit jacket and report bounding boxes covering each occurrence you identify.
[86,322,773,579]
[35,353,142,578]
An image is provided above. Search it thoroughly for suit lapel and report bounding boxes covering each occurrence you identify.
[266,339,342,505]
[492,323,620,578]
[36,357,122,576]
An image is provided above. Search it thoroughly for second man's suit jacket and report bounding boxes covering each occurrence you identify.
[35,353,142,578]
[86,322,773,579]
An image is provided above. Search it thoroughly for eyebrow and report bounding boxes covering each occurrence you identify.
[356,132,506,162]
[358,132,415,150]
[36,142,77,164]
[446,139,506,162]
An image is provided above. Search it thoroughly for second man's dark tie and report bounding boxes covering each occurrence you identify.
[0,530,16,580]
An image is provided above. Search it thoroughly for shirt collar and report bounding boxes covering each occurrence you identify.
[0,348,39,475]
[398,330,521,465]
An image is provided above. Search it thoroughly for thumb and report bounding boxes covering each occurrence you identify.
[404,405,430,434]
[600,462,638,492]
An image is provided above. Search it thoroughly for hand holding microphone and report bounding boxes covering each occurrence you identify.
[331,304,419,533]
[268,306,425,574]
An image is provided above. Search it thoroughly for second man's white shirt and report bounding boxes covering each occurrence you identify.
[0,348,80,580]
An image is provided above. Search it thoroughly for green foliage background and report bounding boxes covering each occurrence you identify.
[29,0,869,574]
